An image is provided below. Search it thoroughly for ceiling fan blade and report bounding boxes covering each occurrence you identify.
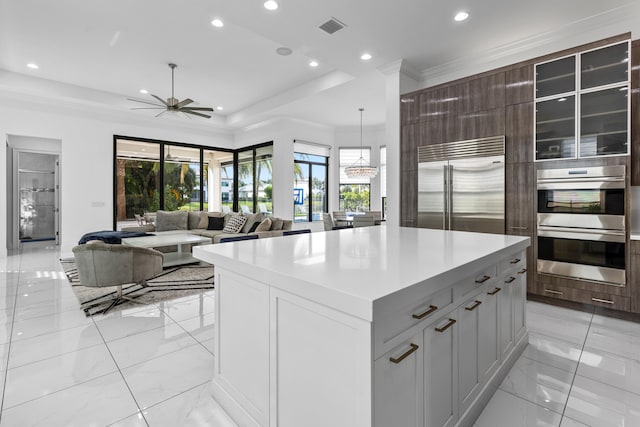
[155,111,167,118]
[131,107,166,110]
[151,94,169,106]
[181,107,214,112]
[127,98,165,107]
[183,110,211,119]
[175,98,194,109]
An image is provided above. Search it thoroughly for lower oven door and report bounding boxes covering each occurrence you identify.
[537,227,626,286]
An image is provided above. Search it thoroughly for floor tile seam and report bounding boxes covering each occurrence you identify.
[164,310,215,344]
[5,340,106,371]
[580,343,640,364]
[518,353,577,375]
[0,251,24,416]
[97,320,184,345]
[9,320,96,344]
[113,339,211,372]
[525,329,587,348]
[495,387,565,417]
[11,304,89,322]
[561,312,595,421]
[2,366,123,410]
[91,316,151,427]
[572,371,640,399]
[139,379,213,412]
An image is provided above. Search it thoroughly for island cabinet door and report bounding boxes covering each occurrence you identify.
[498,275,515,362]
[478,287,499,385]
[374,334,424,427]
[269,288,372,427]
[457,296,481,414]
[512,266,528,343]
[424,311,458,427]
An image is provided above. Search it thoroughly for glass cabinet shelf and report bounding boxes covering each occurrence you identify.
[535,56,575,98]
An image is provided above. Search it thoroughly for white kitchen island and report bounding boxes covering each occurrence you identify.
[193,226,530,427]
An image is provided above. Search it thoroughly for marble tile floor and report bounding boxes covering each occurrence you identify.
[1,241,639,426]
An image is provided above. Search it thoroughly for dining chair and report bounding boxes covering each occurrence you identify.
[352,215,375,228]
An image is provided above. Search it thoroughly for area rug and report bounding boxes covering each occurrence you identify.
[60,259,214,316]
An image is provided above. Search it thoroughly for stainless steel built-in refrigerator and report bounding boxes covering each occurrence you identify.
[417,136,505,234]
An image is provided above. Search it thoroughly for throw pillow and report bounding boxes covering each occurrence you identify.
[155,210,188,232]
[248,221,261,233]
[199,212,224,229]
[255,217,272,232]
[271,218,284,231]
[207,216,225,230]
[223,215,247,233]
[241,212,264,233]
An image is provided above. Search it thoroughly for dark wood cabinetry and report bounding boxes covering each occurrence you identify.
[400,33,637,315]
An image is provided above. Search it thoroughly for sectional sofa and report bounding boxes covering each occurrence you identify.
[123,210,292,244]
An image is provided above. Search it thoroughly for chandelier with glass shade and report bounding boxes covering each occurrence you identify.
[344,108,378,179]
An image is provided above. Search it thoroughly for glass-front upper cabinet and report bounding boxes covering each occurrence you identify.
[534,40,630,161]
[536,56,575,98]
[581,42,629,89]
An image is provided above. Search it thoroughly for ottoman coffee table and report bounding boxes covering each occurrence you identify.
[121,233,212,267]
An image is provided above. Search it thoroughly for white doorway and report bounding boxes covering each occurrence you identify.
[6,135,61,251]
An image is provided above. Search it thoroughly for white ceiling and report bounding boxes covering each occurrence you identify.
[1,0,639,130]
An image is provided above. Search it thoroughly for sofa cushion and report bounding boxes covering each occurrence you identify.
[255,217,272,232]
[223,215,247,233]
[198,211,225,229]
[271,218,284,231]
[281,219,293,231]
[187,212,201,230]
[207,216,225,230]
[198,229,227,239]
[241,213,264,233]
[155,210,188,232]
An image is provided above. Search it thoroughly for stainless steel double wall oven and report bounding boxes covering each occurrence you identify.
[536,165,626,286]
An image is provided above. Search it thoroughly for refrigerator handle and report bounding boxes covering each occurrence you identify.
[448,165,453,230]
[443,165,448,229]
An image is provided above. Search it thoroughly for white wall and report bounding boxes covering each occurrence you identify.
[0,99,233,257]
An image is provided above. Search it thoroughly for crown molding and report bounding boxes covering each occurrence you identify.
[420,2,639,87]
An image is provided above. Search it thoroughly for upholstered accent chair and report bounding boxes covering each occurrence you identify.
[323,213,351,231]
[72,241,164,314]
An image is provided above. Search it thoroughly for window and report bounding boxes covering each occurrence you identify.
[339,147,371,212]
[114,136,269,229]
[294,153,328,222]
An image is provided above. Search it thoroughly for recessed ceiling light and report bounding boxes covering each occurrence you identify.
[216,106,224,111]
[360,53,372,61]
[264,0,278,10]
[211,18,224,27]
[27,63,39,69]
[139,89,149,94]
[309,61,319,68]
[454,11,469,22]
[276,47,293,56]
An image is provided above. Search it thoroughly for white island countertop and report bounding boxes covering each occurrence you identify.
[193,226,530,321]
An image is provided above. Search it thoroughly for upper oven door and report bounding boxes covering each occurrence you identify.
[537,187,624,216]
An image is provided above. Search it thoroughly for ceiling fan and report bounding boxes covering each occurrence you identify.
[129,63,214,119]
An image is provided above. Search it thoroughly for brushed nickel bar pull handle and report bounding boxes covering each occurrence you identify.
[510,258,521,264]
[390,343,419,364]
[544,289,563,295]
[508,227,528,230]
[412,305,438,320]
[435,318,457,333]
[488,287,502,296]
[465,300,482,311]
[592,297,614,305]
[504,277,516,284]
[475,275,491,284]
[517,268,527,274]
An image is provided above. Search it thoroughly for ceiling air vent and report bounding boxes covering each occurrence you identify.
[319,17,346,35]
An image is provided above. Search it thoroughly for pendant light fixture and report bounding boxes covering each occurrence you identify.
[345,108,378,179]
